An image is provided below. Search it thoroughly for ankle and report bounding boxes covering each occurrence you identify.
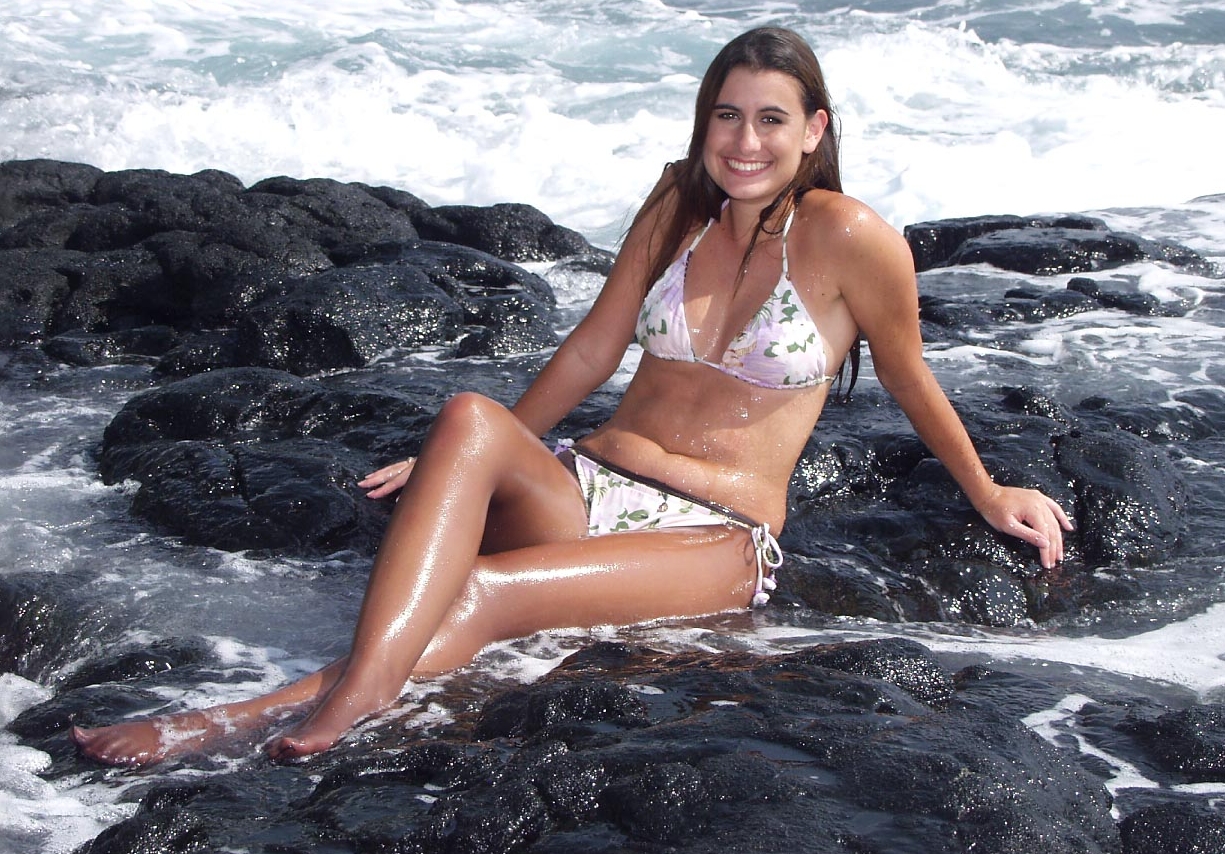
[335,659,410,709]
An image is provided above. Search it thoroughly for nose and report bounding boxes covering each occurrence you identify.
[737,121,761,153]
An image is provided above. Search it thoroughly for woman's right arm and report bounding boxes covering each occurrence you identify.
[362,175,678,497]
[510,176,678,437]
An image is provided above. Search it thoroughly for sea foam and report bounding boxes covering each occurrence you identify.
[4,0,1224,244]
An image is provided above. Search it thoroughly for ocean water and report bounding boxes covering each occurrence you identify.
[5,0,1225,243]
[2,0,1225,851]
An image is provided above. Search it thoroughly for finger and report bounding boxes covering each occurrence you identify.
[359,459,415,488]
[1032,502,1068,565]
[1017,516,1053,568]
[1009,515,1049,550]
[1046,496,1075,530]
[358,463,402,486]
[1038,517,1066,568]
[363,460,417,498]
[364,472,406,497]
[989,490,1067,567]
[1006,511,1065,569]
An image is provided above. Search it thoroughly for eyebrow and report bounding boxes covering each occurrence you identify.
[712,102,792,116]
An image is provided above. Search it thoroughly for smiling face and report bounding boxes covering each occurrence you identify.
[701,66,829,213]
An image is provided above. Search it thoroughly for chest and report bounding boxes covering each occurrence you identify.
[681,235,800,362]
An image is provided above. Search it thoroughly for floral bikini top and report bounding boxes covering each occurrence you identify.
[634,209,834,390]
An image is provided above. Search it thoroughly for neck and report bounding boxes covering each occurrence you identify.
[720,198,788,249]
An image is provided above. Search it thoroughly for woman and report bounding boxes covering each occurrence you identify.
[73,27,1071,767]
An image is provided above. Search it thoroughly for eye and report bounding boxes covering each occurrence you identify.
[716,110,740,121]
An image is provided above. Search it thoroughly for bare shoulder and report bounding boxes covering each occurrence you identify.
[787,190,919,343]
[792,190,913,273]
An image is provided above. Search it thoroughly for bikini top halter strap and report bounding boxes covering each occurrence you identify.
[687,204,798,279]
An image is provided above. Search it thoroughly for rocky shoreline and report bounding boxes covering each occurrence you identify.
[4,159,1225,852]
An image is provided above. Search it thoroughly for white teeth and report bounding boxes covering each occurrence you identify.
[728,159,768,173]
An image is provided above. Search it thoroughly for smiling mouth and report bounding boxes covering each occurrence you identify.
[726,158,771,175]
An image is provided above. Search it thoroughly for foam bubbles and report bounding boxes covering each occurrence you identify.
[0,674,139,854]
[828,25,1225,226]
[7,0,1223,240]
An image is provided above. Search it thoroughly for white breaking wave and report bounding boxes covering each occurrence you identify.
[3,0,1224,244]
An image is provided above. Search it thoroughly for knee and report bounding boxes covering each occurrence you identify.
[429,392,507,443]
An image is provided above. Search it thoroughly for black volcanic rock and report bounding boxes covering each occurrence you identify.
[948,227,1148,275]
[1120,802,1225,854]
[98,367,437,554]
[0,160,596,368]
[42,325,180,367]
[235,265,463,375]
[778,382,1188,622]
[0,247,84,346]
[0,573,112,684]
[1119,705,1225,783]
[243,174,421,252]
[1054,429,1187,567]
[905,213,1108,272]
[454,293,560,358]
[412,202,593,262]
[905,214,1216,277]
[0,158,103,228]
[43,639,1121,854]
[396,240,560,310]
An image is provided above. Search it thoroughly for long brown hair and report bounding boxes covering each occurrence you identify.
[634,27,843,294]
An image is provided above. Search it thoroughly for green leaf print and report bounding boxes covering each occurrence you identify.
[640,316,667,337]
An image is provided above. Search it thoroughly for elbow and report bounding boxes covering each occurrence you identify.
[864,334,933,397]
[568,336,626,387]
[872,360,909,396]
[874,358,936,404]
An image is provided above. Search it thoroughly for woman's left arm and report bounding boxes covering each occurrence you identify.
[835,204,1072,568]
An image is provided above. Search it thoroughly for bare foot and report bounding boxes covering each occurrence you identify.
[72,696,295,767]
[264,728,343,762]
[72,709,233,767]
[264,671,400,761]
[263,704,374,761]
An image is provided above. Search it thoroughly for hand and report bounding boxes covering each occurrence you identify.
[358,458,416,500]
[974,485,1074,569]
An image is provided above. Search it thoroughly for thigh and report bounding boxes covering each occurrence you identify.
[480,437,589,554]
[414,391,589,553]
[417,525,758,673]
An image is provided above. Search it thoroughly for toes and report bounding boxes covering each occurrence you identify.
[264,736,300,762]
[70,724,155,767]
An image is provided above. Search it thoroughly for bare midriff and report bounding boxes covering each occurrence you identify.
[576,353,831,530]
